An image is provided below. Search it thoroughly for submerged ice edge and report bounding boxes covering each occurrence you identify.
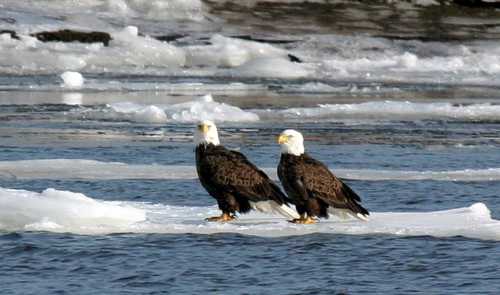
[1,159,500,182]
[0,187,499,241]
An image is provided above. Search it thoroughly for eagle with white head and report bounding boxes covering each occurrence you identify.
[278,129,369,224]
[194,120,299,222]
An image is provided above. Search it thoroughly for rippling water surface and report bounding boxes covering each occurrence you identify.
[1,0,500,294]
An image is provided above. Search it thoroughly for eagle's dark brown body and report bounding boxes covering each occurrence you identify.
[278,153,369,219]
[196,143,292,215]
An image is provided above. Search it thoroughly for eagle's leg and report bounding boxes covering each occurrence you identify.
[291,214,317,224]
[205,212,236,222]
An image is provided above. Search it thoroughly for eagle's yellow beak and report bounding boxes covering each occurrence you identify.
[278,134,289,144]
[198,124,209,134]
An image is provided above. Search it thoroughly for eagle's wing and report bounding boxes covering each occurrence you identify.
[200,147,298,219]
[202,147,287,203]
[298,155,369,217]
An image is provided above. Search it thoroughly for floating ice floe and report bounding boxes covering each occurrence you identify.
[2,159,500,182]
[185,34,291,67]
[109,102,169,124]
[184,34,309,78]
[107,26,186,68]
[0,187,499,240]
[60,71,84,88]
[0,27,306,78]
[163,94,259,122]
[61,92,83,105]
[233,57,310,78]
[256,101,500,122]
[70,94,259,123]
[106,0,205,21]
[0,187,145,233]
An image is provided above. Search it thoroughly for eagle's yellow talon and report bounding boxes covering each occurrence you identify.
[290,216,317,224]
[205,213,236,222]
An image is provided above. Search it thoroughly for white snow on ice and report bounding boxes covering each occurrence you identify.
[66,99,500,124]
[256,101,500,121]
[0,28,306,78]
[60,71,84,88]
[71,94,259,123]
[0,187,499,240]
[2,2,500,84]
[0,187,145,233]
[1,159,500,182]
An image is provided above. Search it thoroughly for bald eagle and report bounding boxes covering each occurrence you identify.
[194,120,299,222]
[277,129,369,224]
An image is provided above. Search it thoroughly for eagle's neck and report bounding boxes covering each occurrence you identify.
[194,134,220,146]
[196,142,219,152]
[281,143,304,156]
[198,140,219,147]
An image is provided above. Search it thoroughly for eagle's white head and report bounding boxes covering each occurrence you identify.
[278,129,304,156]
[194,120,220,146]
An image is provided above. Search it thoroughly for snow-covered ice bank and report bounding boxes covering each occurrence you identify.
[0,187,498,240]
[256,101,500,122]
[69,94,259,123]
[0,28,307,78]
[0,187,145,233]
[2,159,500,182]
[185,34,310,78]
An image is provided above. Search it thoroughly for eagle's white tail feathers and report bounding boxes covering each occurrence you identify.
[250,201,300,219]
[356,212,370,221]
[276,203,301,219]
[329,208,369,221]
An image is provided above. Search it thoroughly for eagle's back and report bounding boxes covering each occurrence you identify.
[279,153,369,217]
[196,144,289,205]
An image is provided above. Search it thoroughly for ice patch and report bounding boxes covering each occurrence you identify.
[107,0,205,21]
[61,92,83,105]
[0,26,185,75]
[2,159,500,182]
[0,187,145,234]
[109,102,168,124]
[186,34,291,67]
[184,35,309,78]
[164,94,259,123]
[257,101,500,122]
[60,71,84,88]
[234,57,310,78]
[107,26,186,69]
[71,94,259,123]
[0,159,194,180]
[0,30,305,78]
[0,187,498,240]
